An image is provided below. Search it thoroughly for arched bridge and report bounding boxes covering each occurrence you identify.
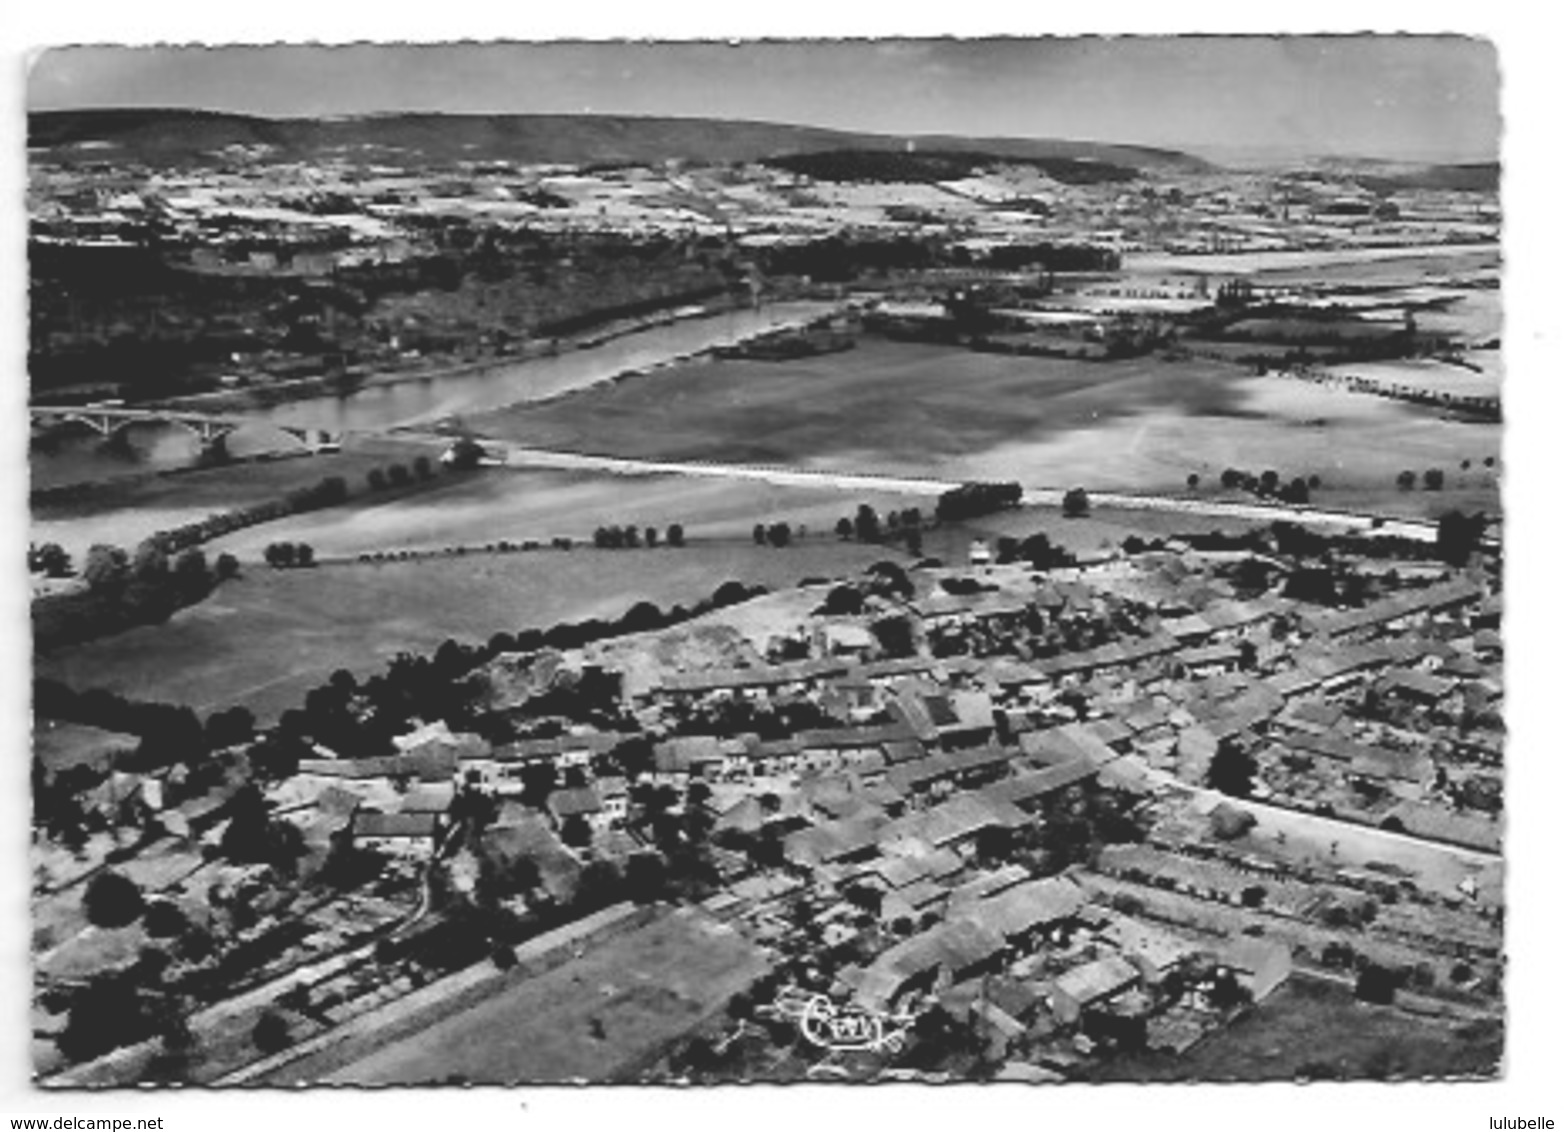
[30,405,341,452]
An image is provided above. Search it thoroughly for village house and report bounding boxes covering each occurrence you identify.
[1219,937,1293,1001]
[981,759,1100,814]
[1376,667,1460,710]
[350,810,442,858]
[1179,642,1244,679]
[850,915,1009,1012]
[651,735,729,784]
[646,658,848,709]
[455,732,616,795]
[1098,913,1203,990]
[547,785,608,833]
[820,622,878,661]
[1048,953,1142,1025]
[396,782,455,815]
[596,776,629,824]
[963,875,1087,954]
[793,723,916,778]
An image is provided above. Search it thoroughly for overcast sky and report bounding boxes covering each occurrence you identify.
[28,37,1499,162]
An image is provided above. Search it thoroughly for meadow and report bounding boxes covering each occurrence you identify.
[466,339,1501,518]
[33,539,896,722]
[30,434,445,563]
[1321,356,1502,400]
[315,908,769,1084]
[1123,244,1498,281]
[202,465,929,561]
[471,341,1274,474]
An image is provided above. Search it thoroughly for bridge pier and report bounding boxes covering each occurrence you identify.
[99,427,135,455]
[197,432,233,465]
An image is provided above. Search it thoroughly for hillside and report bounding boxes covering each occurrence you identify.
[1351,162,1500,194]
[762,148,1141,186]
[27,108,1213,173]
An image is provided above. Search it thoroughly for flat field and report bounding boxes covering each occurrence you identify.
[31,435,445,563]
[203,465,929,561]
[468,342,1258,474]
[1123,244,1498,280]
[963,375,1501,520]
[33,540,894,720]
[1412,289,1502,341]
[1322,357,1502,400]
[320,907,770,1084]
[465,340,1502,516]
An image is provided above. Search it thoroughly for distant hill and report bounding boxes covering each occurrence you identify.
[1349,162,1500,194]
[762,148,1140,186]
[27,108,1212,175]
[1276,154,1500,194]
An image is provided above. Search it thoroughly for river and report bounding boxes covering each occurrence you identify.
[32,300,838,487]
[251,300,837,434]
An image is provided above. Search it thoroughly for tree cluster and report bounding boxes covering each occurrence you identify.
[443,437,488,471]
[1397,467,1446,492]
[592,524,685,549]
[1435,509,1487,566]
[752,522,793,548]
[991,532,1072,571]
[35,539,232,651]
[27,541,73,578]
[935,481,1023,522]
[264,541,317,569]
[1218,466,1320,505]
[833,504,924,551]
[366,457,436,492]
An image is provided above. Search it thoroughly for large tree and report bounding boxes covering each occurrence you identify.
[82,543,129,594]
[29,542,72,578]
[1206,740,1258,799]
[83,870,144,928]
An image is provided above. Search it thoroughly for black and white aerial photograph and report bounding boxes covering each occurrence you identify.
[7,7,1556,1121]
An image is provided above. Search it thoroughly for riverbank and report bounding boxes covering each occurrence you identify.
[154,292,751,417]
[30,446,316,507]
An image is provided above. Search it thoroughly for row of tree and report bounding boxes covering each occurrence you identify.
[592,523,685,549]
[1396,467,1453,492]
[147,474,350,559]
[752,523,794,548]
[357,536,577,563]
[365,455,436,492]
[832,504,927,555]
[263,541,317,569]
[244,577,777,772]
[1217,466,1322,505]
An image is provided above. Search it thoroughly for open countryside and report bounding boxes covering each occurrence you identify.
[27,38,1506,1092]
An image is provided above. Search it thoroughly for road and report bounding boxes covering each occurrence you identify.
[418,436,1469,546]
[1132,756,1503,905]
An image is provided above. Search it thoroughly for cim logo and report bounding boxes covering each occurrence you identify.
[767,989,916,1053]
